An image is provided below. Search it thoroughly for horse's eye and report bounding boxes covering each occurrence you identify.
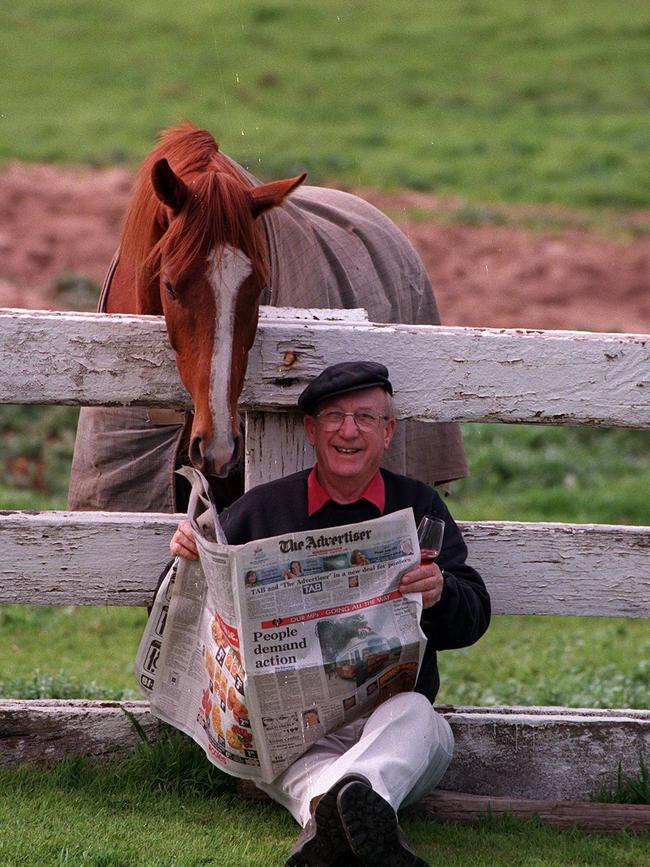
[163,280,177,300]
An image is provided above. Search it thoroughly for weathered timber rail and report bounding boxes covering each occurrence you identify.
[1,512,648,617]
[1,307,649,816]
[1,308,649,427]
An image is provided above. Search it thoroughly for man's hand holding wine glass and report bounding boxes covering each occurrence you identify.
[398,515,446,609]
[398,561,444,609]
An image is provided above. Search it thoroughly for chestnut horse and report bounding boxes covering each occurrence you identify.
[69,123,467,512]
[105,125,305,477]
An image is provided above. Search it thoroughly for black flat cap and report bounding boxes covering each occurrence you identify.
[298,361,393,414]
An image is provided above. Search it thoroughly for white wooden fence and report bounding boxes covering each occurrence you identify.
[1,307,649,809]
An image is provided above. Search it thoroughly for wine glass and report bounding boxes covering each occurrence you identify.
[417,516,445,565]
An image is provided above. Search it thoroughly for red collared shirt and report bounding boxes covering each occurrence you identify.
[307,465,385,517]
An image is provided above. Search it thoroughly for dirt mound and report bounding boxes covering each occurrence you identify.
[1,164,648,334]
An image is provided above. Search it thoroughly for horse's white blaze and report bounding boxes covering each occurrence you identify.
[207,245,252,464]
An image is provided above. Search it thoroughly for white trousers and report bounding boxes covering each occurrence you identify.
[256,692,454,827]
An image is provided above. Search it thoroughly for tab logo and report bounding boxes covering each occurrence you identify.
[303,582,323,595]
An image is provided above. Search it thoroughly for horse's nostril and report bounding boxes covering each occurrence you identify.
[189,435,203,468]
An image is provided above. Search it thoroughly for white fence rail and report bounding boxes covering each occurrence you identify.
[2,308,649,427]
[1,512,648,618]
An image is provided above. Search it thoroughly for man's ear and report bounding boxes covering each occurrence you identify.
[304,414,317,447]
[383,417,397,450]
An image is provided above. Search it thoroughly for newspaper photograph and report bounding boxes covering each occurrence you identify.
[136,468,426,783]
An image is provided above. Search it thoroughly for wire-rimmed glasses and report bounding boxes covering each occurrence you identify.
[315,410,390,432]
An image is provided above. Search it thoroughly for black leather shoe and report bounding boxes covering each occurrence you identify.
[337,780,430,867]
[285,775,370,867]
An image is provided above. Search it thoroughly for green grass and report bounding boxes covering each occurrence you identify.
[2,605,649,711]
[1,735,649,866]
[1,1,649,207]
[3,405,649,525]
[452,424,650,526]
[382,199,650,241]
[0,405,79,510]
[437,614,650,709]
[0,604,146,699]
[593,754,650,805]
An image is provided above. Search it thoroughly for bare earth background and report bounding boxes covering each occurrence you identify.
[0,163,649,333]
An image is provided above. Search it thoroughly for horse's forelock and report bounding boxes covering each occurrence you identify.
[203,172,268,282]
[151,171,268,289]
[120,124,268,293]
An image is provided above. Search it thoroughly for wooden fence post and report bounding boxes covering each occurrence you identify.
[244,411,314,490]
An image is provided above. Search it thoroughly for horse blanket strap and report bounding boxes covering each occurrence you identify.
[97,248,121,313]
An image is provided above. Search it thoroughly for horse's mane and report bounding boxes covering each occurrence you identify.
[121,122,268,290]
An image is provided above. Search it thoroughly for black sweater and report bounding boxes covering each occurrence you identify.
[221,468,490,702]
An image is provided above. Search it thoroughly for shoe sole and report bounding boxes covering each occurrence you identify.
[285,781,353,867]
[337,782,429,867]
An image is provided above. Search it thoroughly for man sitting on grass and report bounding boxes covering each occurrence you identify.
[171,361,490,867]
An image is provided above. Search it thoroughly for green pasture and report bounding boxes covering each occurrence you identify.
[2,0,649,207]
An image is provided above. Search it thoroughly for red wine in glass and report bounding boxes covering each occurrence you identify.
[417,516,445,565]
[419,547,440,565]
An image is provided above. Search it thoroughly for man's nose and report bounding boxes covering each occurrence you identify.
[338,414,360,436]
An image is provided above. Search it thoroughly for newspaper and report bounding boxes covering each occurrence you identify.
[136,468,426,783]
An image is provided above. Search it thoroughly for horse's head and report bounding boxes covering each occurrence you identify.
[114,125,305,477]
[152,159,305,477]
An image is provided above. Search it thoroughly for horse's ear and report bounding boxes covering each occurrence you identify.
[248,173,307,218]
[151,158,188,214]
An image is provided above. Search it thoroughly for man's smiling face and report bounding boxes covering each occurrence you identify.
[303,386,396,492]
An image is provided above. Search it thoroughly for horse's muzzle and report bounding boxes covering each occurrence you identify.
[190,432,242,479]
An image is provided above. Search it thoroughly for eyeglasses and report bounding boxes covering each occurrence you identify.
[315,410,390,432]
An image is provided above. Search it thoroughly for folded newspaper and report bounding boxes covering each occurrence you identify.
[136,468,426,783]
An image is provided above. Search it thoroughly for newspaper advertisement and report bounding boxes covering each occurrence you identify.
[136,468,426,783]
